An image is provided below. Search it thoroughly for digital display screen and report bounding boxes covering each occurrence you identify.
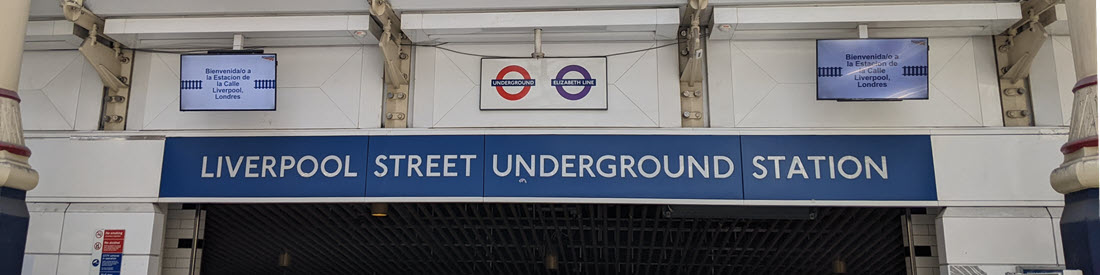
[817,38,929,101]
[180,53,277,111]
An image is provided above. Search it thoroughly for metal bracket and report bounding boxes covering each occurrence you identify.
[63,0,134,130]
[370,0,412,128]
[679,0,709,128]
[532,29,545,59]
[993,0,1058,126]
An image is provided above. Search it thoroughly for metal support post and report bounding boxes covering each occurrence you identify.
[679,0,708,127]
[1053,0,1099,273]
[532,29,545,59]
[370,0,411,128]
[992,0,1058,126]
[63,0,134,130]
[0,0,38,271]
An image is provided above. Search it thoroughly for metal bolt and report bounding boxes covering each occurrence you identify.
[693,91,703,97]
[119,76,129,84]
[680,49,690,56]
[396,93,406,99]
[680,30,688,37]
[681,112,702,119]
[1000,67,1010,74]
[105,95,126,103]
[1002,88,1026,96]
[102,115,123,123]
[1006,110,1030,118]
[386,92,395,99]
[119,56,130,64]
[682,91,694,97]
[399,52,408,59]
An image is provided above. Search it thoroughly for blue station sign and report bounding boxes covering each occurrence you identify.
[160,134,937,201]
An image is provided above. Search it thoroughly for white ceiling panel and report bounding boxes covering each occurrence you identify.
[30,0,1013,18]
[102,15,380,49]
[710,2,1022,40]
[24,20,82,50]
[403,9,680,43]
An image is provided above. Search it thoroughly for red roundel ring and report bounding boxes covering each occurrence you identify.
[495,65,533,101]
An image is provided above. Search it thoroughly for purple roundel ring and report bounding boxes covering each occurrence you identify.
[554,65,592,100]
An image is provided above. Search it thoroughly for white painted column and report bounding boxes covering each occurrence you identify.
[1050,0,1098,194]
[0,0,38,191]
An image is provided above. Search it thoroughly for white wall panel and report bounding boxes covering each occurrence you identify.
[1047,207,1065,264]
[21,254,58,275]
[127,46,383,130]
[26,203,165,275]
[937,207,1060,265]
[25,139,164,200]
[1030,35,1077,126]
[932,135,1065,204]
[18,51,104,131]
[708,37,1002,127]
[25,203,67,254]
[411,41,678,127]
[58,204,165,255]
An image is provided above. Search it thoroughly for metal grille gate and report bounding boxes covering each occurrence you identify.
[202,203,907,275]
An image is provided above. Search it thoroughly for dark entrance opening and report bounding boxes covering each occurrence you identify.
[201,204,908,274]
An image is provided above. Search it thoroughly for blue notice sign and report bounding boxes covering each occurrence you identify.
[159,134,937,201]
[817,38,929,100]
[741,135,936,200]
[160,136,369,197]
[367,135,484,197]
[483,135,743,199]
[98,253,122,275]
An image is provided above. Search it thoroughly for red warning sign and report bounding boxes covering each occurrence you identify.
[101,230,125,254]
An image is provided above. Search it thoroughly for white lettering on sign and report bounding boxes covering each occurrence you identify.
[372,154,478,177]
[751,155,888,180]
[490,154,735,179]
[200,155,358,178]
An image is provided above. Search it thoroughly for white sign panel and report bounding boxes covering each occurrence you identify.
[816,38,929,100]
[180,54,277,111]
[480,58,607,110]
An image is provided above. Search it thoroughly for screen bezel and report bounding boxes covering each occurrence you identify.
[815,38,930,101]
[179,52,278,111]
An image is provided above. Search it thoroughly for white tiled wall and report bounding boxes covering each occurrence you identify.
[126,46,385,130]
[708,37,1004,127]
[161,204,205,275]
[905,208,941,275]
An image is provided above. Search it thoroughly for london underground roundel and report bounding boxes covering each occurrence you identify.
[491,65,535,101]
[551,65,597,100]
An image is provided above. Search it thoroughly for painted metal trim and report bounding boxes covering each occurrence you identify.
[0,88,20,103]
[1072,74,1097,93]
[0,141,31,157]
[1062,135,1099,154]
